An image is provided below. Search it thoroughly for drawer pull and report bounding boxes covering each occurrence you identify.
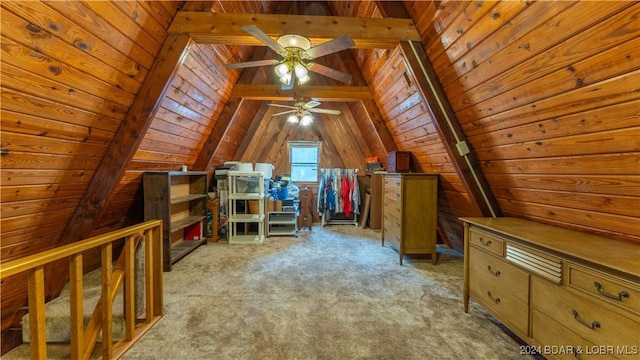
[571,309,600,330]
[487,265,501,277]
[487,291,500,304]
[594,281,630,301]
[479,237,492,246]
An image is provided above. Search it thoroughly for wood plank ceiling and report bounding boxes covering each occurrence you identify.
[1,0,638,352]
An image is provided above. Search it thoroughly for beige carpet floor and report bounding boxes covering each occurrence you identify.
[5,225,536,360]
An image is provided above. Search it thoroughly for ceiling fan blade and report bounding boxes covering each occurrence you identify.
[304,101,322,109]
[307,63,353,83]
[268,103,297,109]
[225,59,278,69]
[272,110,296,116]
[309,108,341,115]
[241,25,285,54]
[306,35,355,59]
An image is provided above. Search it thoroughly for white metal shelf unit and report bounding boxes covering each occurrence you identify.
[227,171,265,244]
[267,211,297,237]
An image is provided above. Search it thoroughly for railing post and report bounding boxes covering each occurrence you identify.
[27,267,46,360]
[101,243,113,359]
[69,253,84,359]
[124,234,136,340]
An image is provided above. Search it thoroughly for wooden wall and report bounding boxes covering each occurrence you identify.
[324,1,640,248]
[405,0,640,244]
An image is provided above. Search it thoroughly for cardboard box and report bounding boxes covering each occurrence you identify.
[267,200,283,212]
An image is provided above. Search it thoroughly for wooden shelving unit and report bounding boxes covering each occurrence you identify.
[143,171,208,271]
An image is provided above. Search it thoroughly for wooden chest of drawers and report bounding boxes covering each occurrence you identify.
[382,173,438,265]
[462,217,640,360]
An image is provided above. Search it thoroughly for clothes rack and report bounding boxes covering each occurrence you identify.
[317,168,360,227]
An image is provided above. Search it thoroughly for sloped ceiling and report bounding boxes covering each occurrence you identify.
[1,0,638,352]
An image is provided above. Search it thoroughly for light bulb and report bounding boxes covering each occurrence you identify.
[298,74,310,84]
[287,114,299,123]
[294,63,308,78]
[275,63,289,77]
[300,114,313,126]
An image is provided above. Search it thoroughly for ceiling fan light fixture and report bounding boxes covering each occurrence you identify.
[294,63,308,78]
[277,34,311,50]
[275,63,289,77]
[297,74,310,84]
[287,114,299,124]
[300,113,313,126]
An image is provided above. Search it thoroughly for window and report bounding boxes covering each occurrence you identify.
[288,141,321,182]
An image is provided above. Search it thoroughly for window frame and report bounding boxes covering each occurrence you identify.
[287,141,321,183]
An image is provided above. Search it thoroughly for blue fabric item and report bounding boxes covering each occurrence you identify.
[325,176,335,213]
[277,188,288,200]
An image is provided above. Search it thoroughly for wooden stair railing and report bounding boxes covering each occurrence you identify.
[0,220,164,360]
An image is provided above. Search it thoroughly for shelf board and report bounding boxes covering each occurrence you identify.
[170,215,205,231]
[269,220,296,224]
[228,193,264,200]
[170,238,206,264]
[268,229,297,236]
[229,234,264,244]
[228,214,265,222]
[170,193,207,204]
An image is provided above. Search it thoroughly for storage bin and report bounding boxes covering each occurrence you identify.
[235,176,260,193]
[248,200,260,214]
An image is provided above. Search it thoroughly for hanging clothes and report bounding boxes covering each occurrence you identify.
[341,171,352,217]
[317,168,360,218]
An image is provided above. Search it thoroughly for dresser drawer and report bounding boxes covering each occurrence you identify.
[384,188,401,202]
[531,309,616,360]
[383,198,400,216]
[566,262,640,316]
[531,276,640,353]
[383,225,400,249]
[469,228,504,257]
[384,176,401,192]
[469,246,529,304]
[470,276,528,335]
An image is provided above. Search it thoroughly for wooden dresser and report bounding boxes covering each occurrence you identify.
[382,173,438,265]
[367,172,384,230]
[461,217,640,359]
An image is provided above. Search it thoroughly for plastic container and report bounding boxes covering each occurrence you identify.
[255,163,274,179]
[235,162,253,172]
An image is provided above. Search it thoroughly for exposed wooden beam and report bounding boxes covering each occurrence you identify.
[168,12,420,48]
[375,1,500,217]
[229,84,372,101]
[50,34,194,294]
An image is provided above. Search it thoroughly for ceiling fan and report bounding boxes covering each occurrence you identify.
[225,25,355,89]
[269,99,341,126]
